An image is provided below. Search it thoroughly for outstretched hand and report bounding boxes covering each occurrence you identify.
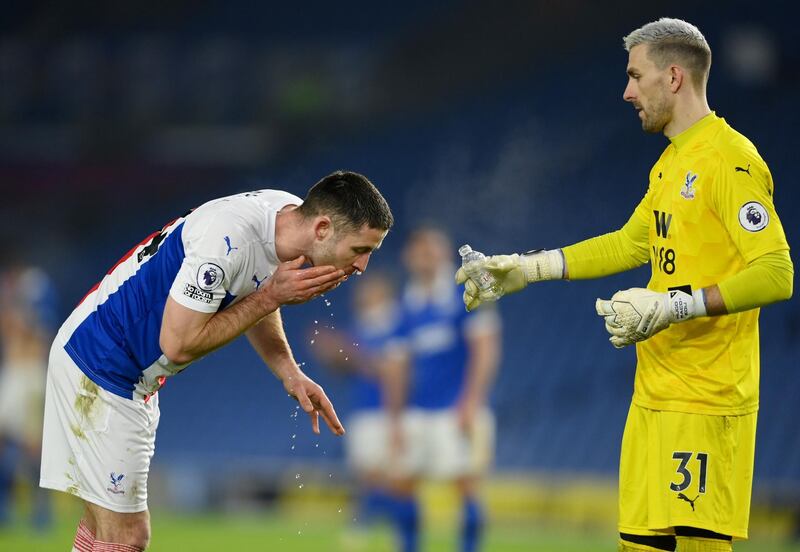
[455,254,527,311]
[283,368,345,436]
[263,256,346,306]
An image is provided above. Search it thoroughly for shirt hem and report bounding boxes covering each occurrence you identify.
[62,342,135,400]
[169,289,220,313]
[632,396,758,416]
[617,522,748,540]
[742,243,790,264]
[40,478,147,513]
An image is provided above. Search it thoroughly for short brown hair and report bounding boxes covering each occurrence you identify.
[297,171,394,233]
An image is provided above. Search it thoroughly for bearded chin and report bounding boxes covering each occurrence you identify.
[642,96,671,134]
[309,240,336,267]
[642,117,666,134]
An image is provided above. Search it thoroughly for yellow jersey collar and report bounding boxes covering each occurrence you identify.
[669,112,720,151]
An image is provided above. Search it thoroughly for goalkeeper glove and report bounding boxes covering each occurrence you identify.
[595,287,707,348]
[455,250,565,311]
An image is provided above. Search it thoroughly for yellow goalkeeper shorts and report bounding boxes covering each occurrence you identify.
[618,403,756,539]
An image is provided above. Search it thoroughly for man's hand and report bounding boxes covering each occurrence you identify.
[456,254,526,311]
[456,395,480,434]
[262,256,346,307]
[282,367,345,436]
[388,416,406,459]
[595,287,704,348]
[455,250,564,311]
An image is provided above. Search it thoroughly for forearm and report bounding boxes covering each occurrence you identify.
[715,249,794,314]
[461,333,500,407]
[381,354,409,420]
[161,291,279,364]
[561,225,650,280]
[245,309,298,381]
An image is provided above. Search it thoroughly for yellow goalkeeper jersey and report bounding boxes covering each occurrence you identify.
[627,112,789,415]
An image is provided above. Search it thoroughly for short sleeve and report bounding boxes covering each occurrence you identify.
[712,157,790,263]
[463,305,501,338]
[382,310,411,359]
[168,210,246,313]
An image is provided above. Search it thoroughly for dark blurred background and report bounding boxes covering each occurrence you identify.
[1,0,798,546]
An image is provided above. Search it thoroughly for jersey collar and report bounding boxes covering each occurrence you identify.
[669,111,720,151]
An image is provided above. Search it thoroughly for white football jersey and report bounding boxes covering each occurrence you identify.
[56,190,301,399]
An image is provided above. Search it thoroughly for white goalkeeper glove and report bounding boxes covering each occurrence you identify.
[455,250,565,311]
[595,287,707,348]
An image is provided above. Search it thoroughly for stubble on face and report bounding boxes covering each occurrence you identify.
[627,44,674,135]
[639,85,672,134]
[307,235,338,268]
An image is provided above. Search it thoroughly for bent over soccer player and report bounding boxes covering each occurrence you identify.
[456,18,793,552]
[40,171,393,551]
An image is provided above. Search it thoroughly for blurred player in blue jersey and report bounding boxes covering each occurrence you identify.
[309,272,418,550]
[39,171,393,552]
[0,261,59,530]
[384,226,502,552]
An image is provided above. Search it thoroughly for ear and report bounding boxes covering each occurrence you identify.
[668,65,684,93]
[312,216,332,241]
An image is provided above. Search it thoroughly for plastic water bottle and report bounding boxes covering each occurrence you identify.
[458,244,504,301]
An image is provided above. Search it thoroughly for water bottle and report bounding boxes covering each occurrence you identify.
[458,244,504,302]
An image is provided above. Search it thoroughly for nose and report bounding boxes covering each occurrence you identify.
[353,253,370,273]
[623,79,636,102]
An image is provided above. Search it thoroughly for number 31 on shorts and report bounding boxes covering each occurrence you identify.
[670,451,708,493]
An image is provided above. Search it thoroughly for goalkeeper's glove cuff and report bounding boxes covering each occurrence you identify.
[519,249,565,283]
[670,287,707,322]
[597,285,708,349]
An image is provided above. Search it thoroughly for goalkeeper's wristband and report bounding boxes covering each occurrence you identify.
[668,287,707,321]
[520,249,566,282]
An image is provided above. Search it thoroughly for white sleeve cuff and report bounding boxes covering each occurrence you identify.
[692,288,707,318]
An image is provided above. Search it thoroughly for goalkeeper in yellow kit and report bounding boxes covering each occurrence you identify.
[456,18,793,552]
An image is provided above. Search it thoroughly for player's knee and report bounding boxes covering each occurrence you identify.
[619,532,676,551]
[133,519,151,550]
[123,516,151,550]
[96,514,151,550]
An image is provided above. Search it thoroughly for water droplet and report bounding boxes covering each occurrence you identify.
[297,530,302,536]
[315,443,319,448]
[314,320,318,324]
[338,349,343,353]
[295,473,301,479]
[291,445,295,450]
[314,329,319,335]
[292,434,296,439]
[324,299,331,306]
[310,339,315,345]
[344,357,349,361]
[298,484,304,489]
[338,508,342,513]
[329,473,333,478]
